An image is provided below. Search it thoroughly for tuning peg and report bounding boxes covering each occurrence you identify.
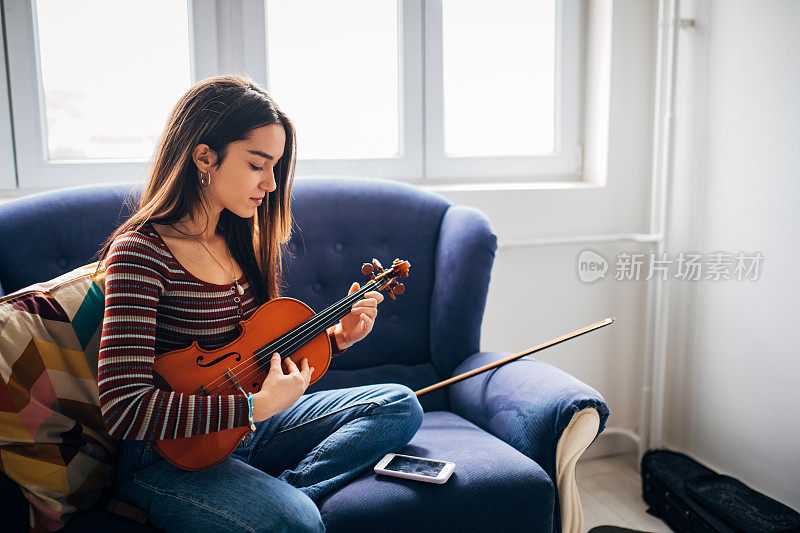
[372,258,384,272]
[362,263,374,275]
[392,283,405,295]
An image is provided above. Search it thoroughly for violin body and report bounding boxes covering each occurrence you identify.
[152,297,332,471]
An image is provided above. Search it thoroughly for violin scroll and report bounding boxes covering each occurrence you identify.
[361,258,411,301]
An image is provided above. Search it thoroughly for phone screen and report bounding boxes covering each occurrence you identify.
[384,455,446,476]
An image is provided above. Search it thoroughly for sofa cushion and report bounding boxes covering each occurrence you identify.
[0,262,114,531]
[317,411,555,533]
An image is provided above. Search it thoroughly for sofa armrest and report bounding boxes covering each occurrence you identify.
[555,406,601,533]
[448,352,610,532]
[448,352,610,466]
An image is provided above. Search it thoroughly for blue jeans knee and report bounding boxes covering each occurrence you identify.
[249,489,324,533]
[377,383,424,446]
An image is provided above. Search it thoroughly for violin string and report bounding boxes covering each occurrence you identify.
[202,281,378,395]
[231,275,399,392]
[229,277,393,393]
[250,278,390,365]
[205,279,386,396]
[203,278,389,395]
[205,290,359,395]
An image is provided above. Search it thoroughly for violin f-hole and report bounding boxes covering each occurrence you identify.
[196,351,242,367]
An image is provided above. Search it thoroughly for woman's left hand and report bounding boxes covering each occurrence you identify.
[334,282,385,349]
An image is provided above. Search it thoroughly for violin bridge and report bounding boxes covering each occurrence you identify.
[226,367,242,391]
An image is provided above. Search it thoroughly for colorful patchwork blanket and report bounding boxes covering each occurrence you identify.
[0,262,114,532]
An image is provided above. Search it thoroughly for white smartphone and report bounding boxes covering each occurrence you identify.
[374,453,455,484]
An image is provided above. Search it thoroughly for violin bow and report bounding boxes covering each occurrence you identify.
[414,317,615,396]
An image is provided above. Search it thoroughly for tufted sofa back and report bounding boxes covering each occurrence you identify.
[281,178,454,409]
[282,176,448,365]
[0,177,496,411]
[0,182,140,297]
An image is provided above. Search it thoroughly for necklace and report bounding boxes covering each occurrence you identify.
[169,223,245,296]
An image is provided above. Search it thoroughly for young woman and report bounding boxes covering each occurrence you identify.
[94,75,423,532]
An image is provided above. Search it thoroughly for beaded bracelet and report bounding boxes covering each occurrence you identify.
[237,385,256,432]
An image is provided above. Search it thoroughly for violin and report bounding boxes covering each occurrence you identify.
[152,258,411,471]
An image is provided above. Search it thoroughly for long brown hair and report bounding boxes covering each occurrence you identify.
[93,74,297,305]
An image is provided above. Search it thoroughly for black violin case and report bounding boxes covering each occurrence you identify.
[641,449,800,532]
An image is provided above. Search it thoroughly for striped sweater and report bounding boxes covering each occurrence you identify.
[97,222,342,442]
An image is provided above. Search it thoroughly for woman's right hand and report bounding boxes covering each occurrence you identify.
[252,353,313,422]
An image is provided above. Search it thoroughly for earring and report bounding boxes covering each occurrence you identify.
[200,171,210,187]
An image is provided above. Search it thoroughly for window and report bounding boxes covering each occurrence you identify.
[263,0,422,179]
[2,0,583,191]
[36,0,192,160]
[442,1,556,157]
[425,0,582,180]
[264,0,582,182]
[266,0,400,160]
[4,0,193,190]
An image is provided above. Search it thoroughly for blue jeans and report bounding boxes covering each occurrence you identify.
[112,383,423,532]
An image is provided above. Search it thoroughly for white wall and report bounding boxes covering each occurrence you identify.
[664,0,800,511]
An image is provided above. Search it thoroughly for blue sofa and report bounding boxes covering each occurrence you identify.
[0,177,609,532]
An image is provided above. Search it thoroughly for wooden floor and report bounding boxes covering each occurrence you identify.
[576,453,672,532]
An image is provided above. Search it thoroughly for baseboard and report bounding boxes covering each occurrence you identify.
[580,431,639,461]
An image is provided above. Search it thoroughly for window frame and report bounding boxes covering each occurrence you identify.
[0,6,17,190]
[1,0,583,192]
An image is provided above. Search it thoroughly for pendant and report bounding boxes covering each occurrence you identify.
[235,282,244,296]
